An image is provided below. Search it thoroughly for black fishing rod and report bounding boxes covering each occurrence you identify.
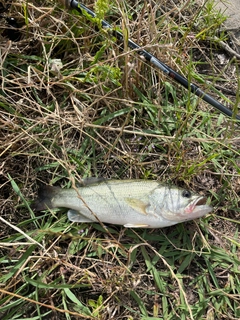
[60,0,240,121]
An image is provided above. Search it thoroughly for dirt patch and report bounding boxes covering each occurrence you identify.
[212,0,240,53]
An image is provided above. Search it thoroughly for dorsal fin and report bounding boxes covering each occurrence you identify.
[77,177,107,187]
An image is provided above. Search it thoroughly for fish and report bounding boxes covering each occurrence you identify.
[33,179,213,228]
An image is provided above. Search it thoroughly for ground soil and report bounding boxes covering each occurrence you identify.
[213,0,240,52]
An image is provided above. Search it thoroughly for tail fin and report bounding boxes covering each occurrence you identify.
[32,185,60,211]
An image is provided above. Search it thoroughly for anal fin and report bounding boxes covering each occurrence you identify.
[67,209,95,223]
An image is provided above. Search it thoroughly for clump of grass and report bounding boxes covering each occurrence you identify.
[0,0,239,319]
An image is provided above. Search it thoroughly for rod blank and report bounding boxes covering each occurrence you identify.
[60,0,240,121]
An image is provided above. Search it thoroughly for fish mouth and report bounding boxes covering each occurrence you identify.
[182,196,213,221]
[162,196,212,222]
[184,196,207,214]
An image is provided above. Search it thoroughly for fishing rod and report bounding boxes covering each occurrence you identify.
[60,0,240,121]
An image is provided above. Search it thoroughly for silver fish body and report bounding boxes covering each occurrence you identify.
[34,180,212,228]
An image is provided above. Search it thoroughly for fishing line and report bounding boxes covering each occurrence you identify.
[59,0,240,121]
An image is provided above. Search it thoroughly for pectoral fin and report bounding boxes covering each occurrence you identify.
[125,198,148,215]
[67,209,95,223]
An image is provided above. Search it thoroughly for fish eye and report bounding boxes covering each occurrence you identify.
[182,190,191,198]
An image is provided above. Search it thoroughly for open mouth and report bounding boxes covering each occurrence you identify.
[162,196,212,222]
[184,196,207,214]
[195,197,207,206]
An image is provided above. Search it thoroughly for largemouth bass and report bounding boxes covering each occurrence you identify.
[33,179,212,228]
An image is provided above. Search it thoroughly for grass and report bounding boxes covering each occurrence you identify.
[0,0,240,319]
